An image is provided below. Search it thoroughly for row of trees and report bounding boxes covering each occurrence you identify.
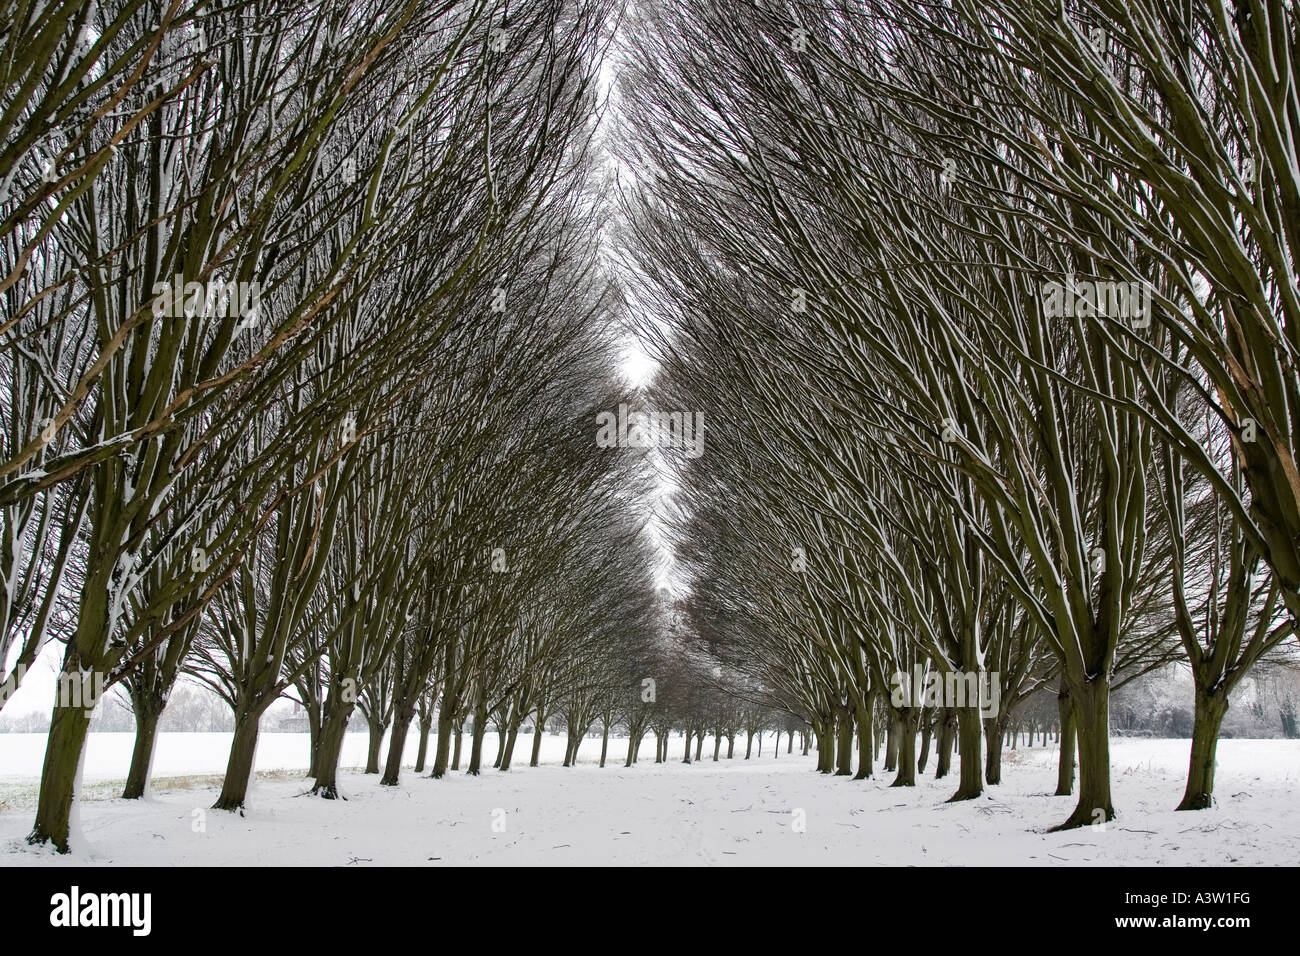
[0,0,695,852]
[618,0,1300,827]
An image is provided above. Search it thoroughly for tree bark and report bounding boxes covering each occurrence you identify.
[431,711,454,778]
[122,708,161,800]
[834,707,853,775]
[467,715,487,775]
[918,710,933,773]
[414,718,432,773]
[948,706,983,801]
[213,711,262,811]
[306,702,321,779]
[890,708,918,786]
[493,726,507,769]
[883,713,899,771]
[1178,686,1229,811]
[312,702,353,798]
[1056,683,1077,797]
[1051,679,1113,830]
[528,720,544,767]
[364,713,385,774]
[853,692,873,780]
[983,716,1005,785]
[935,708,956,779]
[27,702,93,851]
[814,719,834,773]
[380,709,414,786]
[500,721,520,771]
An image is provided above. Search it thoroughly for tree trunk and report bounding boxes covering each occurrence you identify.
[682,729,692,763]
[122,708,161,800]
[431,711,454,778]
[815,719,836,773]
[1056,682,1077,796]
[414,718,432,773]
[467,716,487,775]
[1177,685,1229,811]
[600,722,610,767]
[530,718,545,767]
[306,704,321,779]
[883,712,899,772]
[853,693,873,780]
[1051,679,1113,830]
[891,708,918,786]
[712,732,721,761]
[364,714,385,774]
[500,722,520,771]
[745,730,754,759]
[948,706,983,801]
[935,708,956,779]
[311,702,353,798]
[380,709,414,786]
[27,702,93,851]
[983,716,1004,785]
[493,726,507,769]
[214,711,262,811]
[835,708,853,775]
[918,711,933,773]
[451,721,464,770]
[726,734,735,758]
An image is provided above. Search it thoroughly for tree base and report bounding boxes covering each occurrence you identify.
[1048,804,1114,832]
[25,830,68,854]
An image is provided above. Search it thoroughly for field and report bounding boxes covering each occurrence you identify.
[2,733,1296,866]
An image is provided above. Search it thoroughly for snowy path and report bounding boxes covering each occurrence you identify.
[2,734,1297,865]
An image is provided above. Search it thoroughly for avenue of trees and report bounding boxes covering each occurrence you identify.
[4,0,1300,855]
[618,0,1300,827]
[0,0,689,852]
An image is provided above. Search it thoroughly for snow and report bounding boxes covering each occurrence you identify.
[1,733,1296,865]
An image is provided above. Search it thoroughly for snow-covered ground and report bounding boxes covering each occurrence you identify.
[1,732,1296,865]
